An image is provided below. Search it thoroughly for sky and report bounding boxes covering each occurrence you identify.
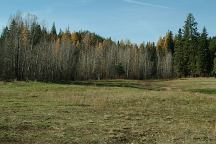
[0,0,215,43]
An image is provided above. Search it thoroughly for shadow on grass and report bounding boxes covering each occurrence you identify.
[189,89,216,95]
[1,79,171,92]
[66,80,164,91]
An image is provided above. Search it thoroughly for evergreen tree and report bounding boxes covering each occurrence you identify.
[115,63,125,78]
[50,22,57,40]
[0,26,9,78]
[8,19,19,80]
[213,56,216,77]
[197,27,210,76]
[30,22,42,46]
[58,29,63,39]
[164,31,174,54]
[209,37,216,73]
[182,13,199,76]
[174,29,184,77]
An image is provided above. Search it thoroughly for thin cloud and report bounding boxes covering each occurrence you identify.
[123,0,170,9]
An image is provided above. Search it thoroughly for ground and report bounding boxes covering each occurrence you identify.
[0,78,216,144]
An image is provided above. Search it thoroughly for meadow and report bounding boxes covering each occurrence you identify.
[0,78,216,144]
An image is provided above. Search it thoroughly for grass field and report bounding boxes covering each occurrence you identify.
[0,78,216,144]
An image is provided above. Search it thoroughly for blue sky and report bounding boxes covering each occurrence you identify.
[0,0,215,43]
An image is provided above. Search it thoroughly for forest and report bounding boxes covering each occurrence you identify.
[0,13,216,81]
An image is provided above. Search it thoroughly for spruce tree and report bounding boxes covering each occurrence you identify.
[213,56,216,77]
[164,31,174,54]
[209,37,216,73]
[197,27,210,76]
[182,13,199,76]
[50,22,57,40]
[174,29,184,77]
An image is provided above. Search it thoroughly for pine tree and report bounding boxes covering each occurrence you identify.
[147,42,157,78]
[30,22,42,46]
[0,26,9,78]
[50,22,57,40]
[182,13,199,76]
[8,19,19,80]
[164,31,174,53]
[115,63,125,78]
[197,27,210,76]
[174,29,184,77]
[209,37,216,73]
[0,34,2,78]
[213,56,216,77]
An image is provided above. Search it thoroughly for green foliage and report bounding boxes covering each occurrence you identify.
[115,63,125,77]
[213,57,216,76]
[51,23,57,36]
[209,37,216,72]
[183,13,200,76]
[174,29,184,77]
[190,88,216,95]
[164,31,174,53]
[50,22,57,40]
[174,14,213,77]
[197,27,210,75]
[30,22,42,46]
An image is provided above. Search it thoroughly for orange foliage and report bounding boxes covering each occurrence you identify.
[71,32,79,43]
[55,38,61,54]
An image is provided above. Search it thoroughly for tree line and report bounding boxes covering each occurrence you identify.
[0,13,216,81]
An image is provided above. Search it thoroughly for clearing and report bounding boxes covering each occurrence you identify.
[0,78,216,143]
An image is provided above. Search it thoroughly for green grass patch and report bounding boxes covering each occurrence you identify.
[189,88,216,95]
